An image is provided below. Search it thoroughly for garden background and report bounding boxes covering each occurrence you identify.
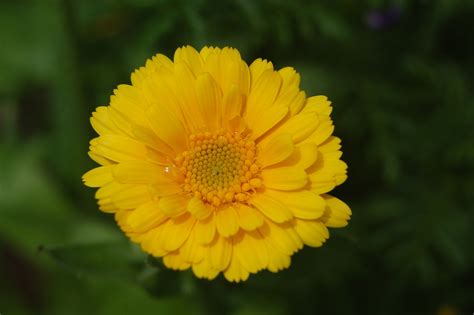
[1,0,473,314]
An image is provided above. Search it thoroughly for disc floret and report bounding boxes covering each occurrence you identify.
[175,131,262,207]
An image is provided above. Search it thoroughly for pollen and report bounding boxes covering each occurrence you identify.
[175,131,262,205]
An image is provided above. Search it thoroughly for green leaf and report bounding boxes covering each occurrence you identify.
[43,241,146,281]
[44,241,199,299]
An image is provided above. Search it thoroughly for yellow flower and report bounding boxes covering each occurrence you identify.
[82,46,351,282]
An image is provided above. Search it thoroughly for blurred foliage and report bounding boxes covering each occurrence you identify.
[1,0,474,314]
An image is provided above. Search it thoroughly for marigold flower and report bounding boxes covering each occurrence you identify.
[82,46,351,282]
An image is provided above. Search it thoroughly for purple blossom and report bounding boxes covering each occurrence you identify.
[366,6,402,30]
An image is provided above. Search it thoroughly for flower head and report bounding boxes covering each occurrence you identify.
[83,46,351,282]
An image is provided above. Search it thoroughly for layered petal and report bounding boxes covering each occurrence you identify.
[156,213,195,252]
[233,229,268,273]
[261,167,307,190]
[215,206,240,237]
[294,219,329,247]
[82,165,114,187]
[235,204,265,231]
[223,250,250,282]
[208,234,232,271]
[158,193,189,217]
[257,133,294,168]
[126,201,167,233]
[320,194,352,227]
[265,189,326,220]
[195,213,216,245]
[249,193,293,223]
[90,135,150,162]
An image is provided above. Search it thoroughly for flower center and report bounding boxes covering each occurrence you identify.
[175,131,262,207]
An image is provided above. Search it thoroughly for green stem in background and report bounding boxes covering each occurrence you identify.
[0,99,18,147]
[48,0,89,193]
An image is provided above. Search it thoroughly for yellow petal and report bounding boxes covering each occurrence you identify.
[269,142,318,170]
[294,219,329,247]
[250,193,293,223]
[82,166,114,187]
[203,47,250,97]
[187,197,213,220]
[146,104,188,153]
[110,84,148,122]
[223,250,249,282]
[196,72,223,130]
[312,120,334,145]
[127,201,168,233]
[233,230,268,273]
[158,193,189,217]
[208,234,232,271]
[195,213,216,245]
[321,194,352,227]
[95,181,125,200]
[277,67,305,116]
[131,124,175,157]
[163,252,191,271]
[90,106,126,136]
[258,220,303,255]
[334,172,348,186]
[192,253,219,280]
[97,198,117,213]
[173,62,205,132]
[245,70,282,132]
[174,45,204,75]
[309,172,336,194]
[88,151,114,166]
[130,66,148,87]
[257,133,294,168]
[265,240,291,273]
[114,209,133,232]
[140,223,169,257]
[200,46,221,60]
[265,189,326,220]
[303,95,332,116]
[294,143,319,169]
[261,167,307,190]
[179,227,204,264]
[235,204,264,231]
[235,58,251,96]
[319,136,342,153]
[201,51,222,83]
[222,48,250,95]
[119,168,181,197]
[91,135,149,162]
[278,67,300,91]
[95,182,124,213]
[156,213,195,252]
[146,53,174,73]
[142,66,178,109]
[112,185,152,209]
[287,91,306,117]
[105,106,135,137]
[277,112,320,143]
[314,151,345,167]
[307,150,347,193]
[215,206,240,237]
[249,59,274,89]
[113,161,176,185]
[222,84,243,128]
[251,104,288,139]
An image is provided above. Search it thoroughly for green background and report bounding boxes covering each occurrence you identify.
[1,0,473,314]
